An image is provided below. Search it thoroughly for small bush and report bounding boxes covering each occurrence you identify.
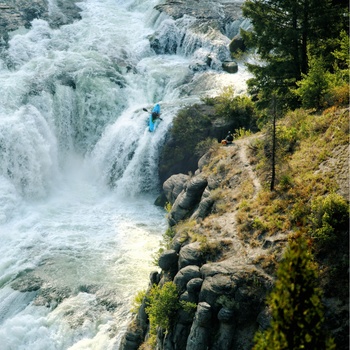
[234,127,253,139]
[145,282,180,335]
[131,289,146,313]
[326,83,350,107]
[309,193,349,247]
[214,87,258,130]
[195,137,220,157]
[180,300,197,316]
[165,202,172,213]
[253,236,335,350]
[295,57,332,110]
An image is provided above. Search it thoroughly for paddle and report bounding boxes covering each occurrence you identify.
[143,107,163,120]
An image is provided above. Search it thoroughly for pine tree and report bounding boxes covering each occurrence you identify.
[241,0,347,109]
[253,236,335,349]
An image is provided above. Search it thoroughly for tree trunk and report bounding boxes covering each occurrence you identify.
[270,96,277,191]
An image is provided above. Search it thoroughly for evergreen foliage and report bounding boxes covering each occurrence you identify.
[295,57,331,110]
[241,0,348,109]
[310,193,349,247]
[253,236,335,350]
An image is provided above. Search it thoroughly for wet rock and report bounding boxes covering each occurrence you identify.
[155,0,244,32]
[222,60,238,73]
[96,288,122,312]
[0,0,81,46]
[229,33,246,54]
[33,284,72,308]
[11,273,43,292]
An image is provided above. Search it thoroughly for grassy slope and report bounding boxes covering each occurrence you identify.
[173,105,349,346]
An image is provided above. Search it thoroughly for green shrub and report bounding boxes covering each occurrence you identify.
[233,127,252,139]
[214,87,258,130]
[195,137,219,157]
[145,282,180,335]
[131,289,146,313]
[253,236,335,350]
[309,193,349,247]
[295,57,332,110]
[180,300,197,316]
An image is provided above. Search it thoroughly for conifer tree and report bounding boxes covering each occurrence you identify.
[253,236,335,350]
[241,0,347,109]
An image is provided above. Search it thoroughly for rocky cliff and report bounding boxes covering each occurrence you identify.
[121,137,276,350]
[120,105,349,349]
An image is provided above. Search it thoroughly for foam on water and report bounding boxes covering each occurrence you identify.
[0,0,250,348]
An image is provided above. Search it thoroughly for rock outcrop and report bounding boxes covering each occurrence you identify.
[121,138,274,350]
[167,175,208,226]
[0,0,81,47]
[149,0,246,71]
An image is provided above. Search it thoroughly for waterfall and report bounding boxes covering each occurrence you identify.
[0,0,249,348]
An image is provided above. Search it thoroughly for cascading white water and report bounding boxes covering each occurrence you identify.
[0,0,250,348]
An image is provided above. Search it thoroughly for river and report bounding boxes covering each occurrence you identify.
[0,0,249,348]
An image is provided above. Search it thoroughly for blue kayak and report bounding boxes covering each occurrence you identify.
[148,103,161,132]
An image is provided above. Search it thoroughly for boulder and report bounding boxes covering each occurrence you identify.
[199,274,236,310]
[163,174,189,204]
[174,265,201,293]
[229,34,246,54]
[191,197,214,221]
[256,308,272,331]
[119,328,143,350]
[178,242,205,269]
[218,307,235,323]
[158,250,178,272]
[168,175,208,226]
[198,152,212,171]
[179,291,197,304]
[150,271,161,285]
[187,278,203,294]
[170,232,186,253]
[222,60,238,73]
